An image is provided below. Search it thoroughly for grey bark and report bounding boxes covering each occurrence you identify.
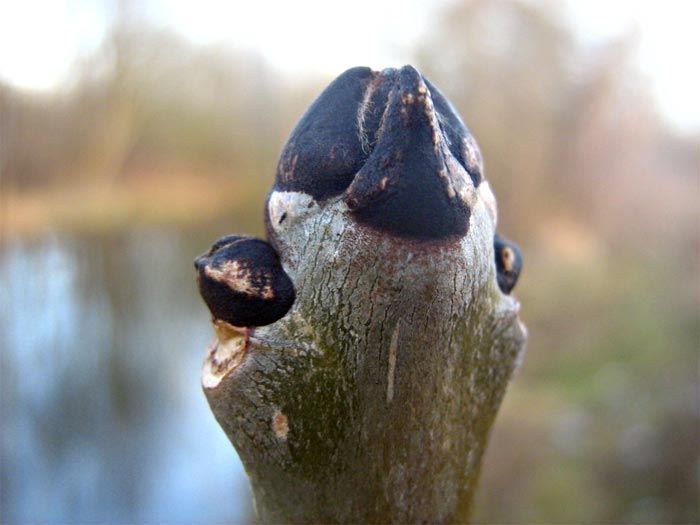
[201,195,526,523]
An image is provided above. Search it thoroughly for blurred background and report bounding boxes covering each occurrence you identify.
[1,0,698,522]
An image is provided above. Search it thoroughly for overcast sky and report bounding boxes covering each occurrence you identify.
[1,0,698,133]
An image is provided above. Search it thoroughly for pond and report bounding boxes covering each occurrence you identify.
[0,227,254,523]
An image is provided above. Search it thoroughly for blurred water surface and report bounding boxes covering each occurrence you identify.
[0,227,253,523]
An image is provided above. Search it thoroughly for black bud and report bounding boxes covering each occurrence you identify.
[494,234,522,294]
[273,65,484,240]
[195,236,295,327]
